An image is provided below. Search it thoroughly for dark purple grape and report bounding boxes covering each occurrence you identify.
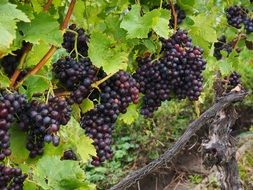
[0,91,27,160]
[134,30,206,117]
[213,35,233,60]
[81,71,139,166]
[62,24,89,57]
[16,97,71,157]
[61,149,77,160]
[226,5,248,29]
[163,3,186,28]
[0,164,27,189]
[224,71,241,91]
[52,56,98,104]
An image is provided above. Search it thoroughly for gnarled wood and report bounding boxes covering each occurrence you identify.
[202,106,242,190]
[110,91,247,190]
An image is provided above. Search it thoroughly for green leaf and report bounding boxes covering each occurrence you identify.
[25,41,51,67]
[20,13,62,46]
[88,31,128,74]
[9,126,30,163]
[247,33,253,42]
[142,39,156,53]
[60,117,96,163]
[120,5,150,39]
[31,0,44,13]
[0,1,30,22]
[118,103,139,125]
[0,1,30,57]
[23,75,51,98]
[0,70,10,88]
[218,59,234,75]
[120,6,171,39]
[73,1,85,26]
[143,9,171,38]
[32,156,95,190]
[189,13,217,43]
[177,0,195,12]
[80,99,94,113]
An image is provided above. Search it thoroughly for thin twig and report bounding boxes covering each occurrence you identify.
[91,73,114,89]
[43,0,53,12]
[10,0,55,88]
[60,0,76,30]
[231,33,246,49]
[10,44,32,87]
[14,46,57,89]
[170,0,177,32]
[14,0,76,89]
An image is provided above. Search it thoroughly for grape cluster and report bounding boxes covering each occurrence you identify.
[62,24,89,57]
[243,18,253,33]
[53,57,98,104]
[99,71,139,113]
[162,3,186,28]
[0,164,27,189]
[224,71,241,88]
[134,57,172,117]
[18,97,71,158]
[0,91,27,160]
[81,71,139,165]
[0,43,30,81]
[61,150,77,161]
[0,49,23,77]
[226,6,248,29]
[134,30,206,117]
[226,5,253,33]
[81,101,118,166]
[213,35,233,60]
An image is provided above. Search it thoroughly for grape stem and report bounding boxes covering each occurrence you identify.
[231,33,246,49]
[10,0,54,88]
[66,29,82,60]
[10,44,32,87]
[43,0,53,12]
[13,0,77,89]
[170,0,177,32]
[159,0,163,9]
[91,73,114,90]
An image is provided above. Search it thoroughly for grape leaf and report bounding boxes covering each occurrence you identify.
[120,5,171,39]
[80,99,94,113]
[60,117,96,163]
[20,13,62,46]
[0,0,30,57]
[31,0,44,13]
[23,75,51,98]
[9,126,30,163]
[33,156,95,190]
[120,5,150,38]
[143,9,171,38]
[118,103,139,125]
[25,41,51,67]
[0,70,10,88]
[218,59,234,75]
[0,1,29,21]
[73,0,85,26]
[88,31,128,74]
